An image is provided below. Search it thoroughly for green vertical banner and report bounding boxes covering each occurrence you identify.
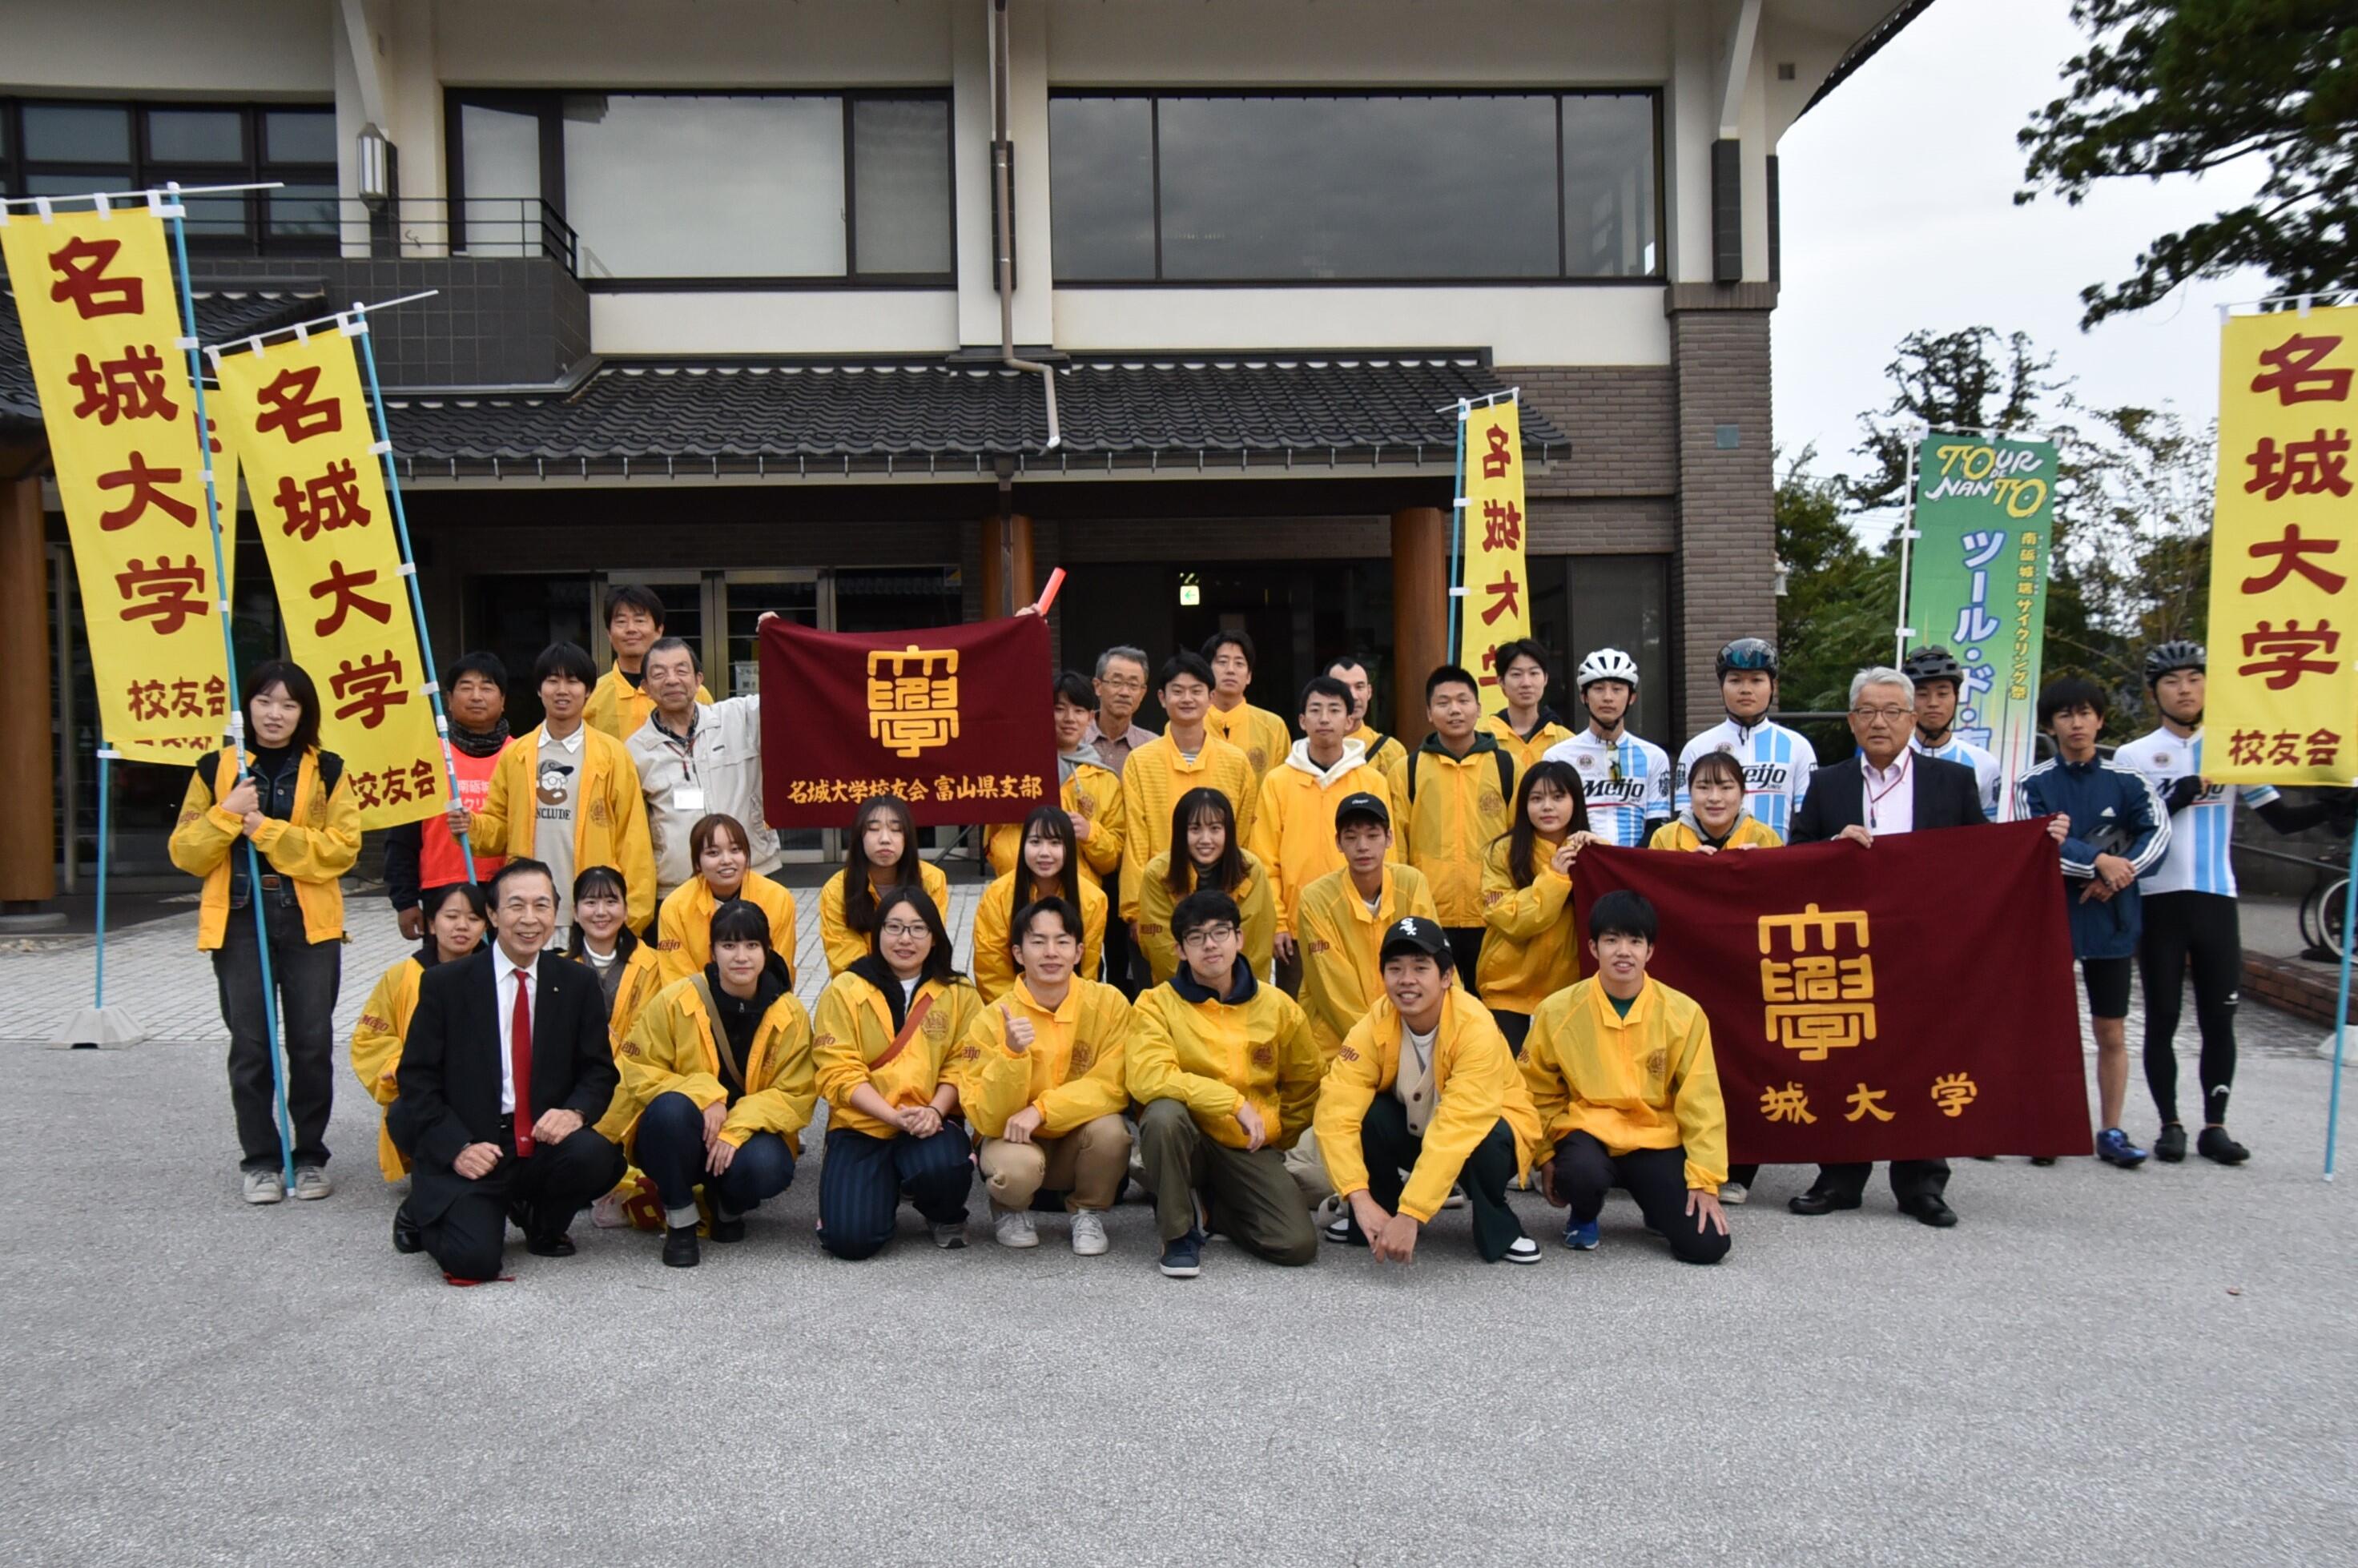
[1906,431,2056,817]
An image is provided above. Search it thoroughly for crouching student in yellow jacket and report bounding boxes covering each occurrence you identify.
[1646,748,1785,854]
[1478,759,1594,1055]
[819,792,952,977]
[1314,917,1543,1264]
[1127,890,1324,1279]
[1137,787,1276,986]
[972,805,1107,1002]
[956,896,1133,1255]
[352,883,489,1195]
[614,898,815,1268]
[811,889,984,1257]
[984,671,1125,884]
[1523,891,1730,1264]
[654,813,799,986]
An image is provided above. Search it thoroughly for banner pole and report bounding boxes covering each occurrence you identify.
[2326,828,2356,1180]
[1893,434,1921,665]
[94,746,112,1008]
[1447,399,1469,662]
[167,183,296,1194]
[349,302,477,883]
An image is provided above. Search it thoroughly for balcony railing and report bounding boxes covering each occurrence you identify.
[185,195,580,275]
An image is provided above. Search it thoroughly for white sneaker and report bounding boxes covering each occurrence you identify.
[1503,1236,1542,1264]
[931,1220,968,1250]
[1718,1180,1750,1205]
[1069,1210,1109,1256]
[992,1206,1039,1249]
[292,1165,332,1201]
[242,1169,284,1205]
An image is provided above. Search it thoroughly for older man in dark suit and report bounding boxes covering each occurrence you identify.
[390,858,624,1282]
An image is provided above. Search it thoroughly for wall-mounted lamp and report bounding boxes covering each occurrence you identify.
[357,123,392,211]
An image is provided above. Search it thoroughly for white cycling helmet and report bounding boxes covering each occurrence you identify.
[1576,648,1641,691]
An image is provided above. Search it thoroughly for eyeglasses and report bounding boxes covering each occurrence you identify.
[880,921,931,939]
[1097,676,1146,692]
[1181,924,1239,950]
[1849,706,1911,723]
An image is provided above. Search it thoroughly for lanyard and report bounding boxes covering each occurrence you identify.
[1864,754,1910,830]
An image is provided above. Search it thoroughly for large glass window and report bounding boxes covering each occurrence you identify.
[450,90,954,285]
[1049,90,1661,283]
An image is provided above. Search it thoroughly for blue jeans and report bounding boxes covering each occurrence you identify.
[211,895,340,1172]
[634,1091,796,1216]
[817,1124,972,1260]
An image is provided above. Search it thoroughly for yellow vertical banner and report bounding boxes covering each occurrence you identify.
[211,326,446,828]
[1457,398,1530,695]
[1,204,235,762]
[2206,308,2358,785]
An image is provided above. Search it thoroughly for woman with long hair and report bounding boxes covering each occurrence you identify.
[1136,786,1276,985]
[169,661,361,1205]
[811,887,982,1257]
[569,864,666,1049]
[1476,759,1594,1054]
[972,804,1109,1001]
[351,881,489,1187]
[655,812,799,984]
[819,793,951,976]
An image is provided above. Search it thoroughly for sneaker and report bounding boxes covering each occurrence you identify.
[1563,1216,1599,1251]
[1718,1180,1749,1205]
[931,1220,968,1250]
[1503,1235,1541,1265]
[2096,1127,2150,1168]
[292,1165,332,1201]
[2030,1156,2058,1167]
[242,1169,284,1205]
[2197,1125,2251,1165]
[1324,1216,1359,1246]
[992,1205,1039,1249]
[1158,1228,1204,1278]
[1069,1210,1109,1256]
[2154,1123,2188,1164]
[1314,1194,1355,1245]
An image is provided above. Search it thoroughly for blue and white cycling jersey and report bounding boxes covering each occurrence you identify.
[2111,728,2278,898]
[1912,733,2002,821]
[1676,718,1817,840]
[1542,729,1673,847]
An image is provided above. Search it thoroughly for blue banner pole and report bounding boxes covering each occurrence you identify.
[164,184,295,1195]
[93,746,115,1007]
[2326,828,2356,1181]
[1447,399,1469,663]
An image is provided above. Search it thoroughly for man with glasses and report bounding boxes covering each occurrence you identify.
[1676,638,1816,840]
[1543,648,1672,848]
[1785,665,1994,1228]
[1088,645,1159,995]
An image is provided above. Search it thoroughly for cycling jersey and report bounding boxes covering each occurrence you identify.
[1676,718,1817,839]
[1542,729,1672,848]
[1911,733,2002,821]
[2111,728,2278,898]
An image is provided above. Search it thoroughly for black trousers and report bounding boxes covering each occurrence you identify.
[1555,1131,1729,1264]
[1274,945,1303,997]
[1348,1096,1524,1260]
[635,1092,797,1216]
[1491,1009,1532,1056]
[2139,890,2243,1126]
[1443,928,1483,997]
[817,1124,972,1260]
[1811,1157,1950,1206]
[420,1125,625,1282]
[1104,874,1143,999]
[212,896,341,1172]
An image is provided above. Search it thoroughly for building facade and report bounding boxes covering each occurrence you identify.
[0,0,1920,891]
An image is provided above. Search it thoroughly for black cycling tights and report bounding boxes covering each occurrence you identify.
[2139,891,2243,1127]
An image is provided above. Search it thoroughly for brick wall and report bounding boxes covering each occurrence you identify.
[1666,284,1778,737]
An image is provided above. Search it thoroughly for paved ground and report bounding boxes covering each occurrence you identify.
[3,895,2355,1565]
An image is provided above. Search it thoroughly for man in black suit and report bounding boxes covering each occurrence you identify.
[1785,666,1992,1228]
[390,858,624,1281]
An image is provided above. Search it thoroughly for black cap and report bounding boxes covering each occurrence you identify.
[1379,915,1452,964]
[1334,791,1390,830]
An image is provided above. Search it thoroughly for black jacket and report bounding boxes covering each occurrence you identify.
[1790,752,1987,842]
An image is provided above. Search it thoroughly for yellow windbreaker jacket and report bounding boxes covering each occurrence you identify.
[1248,739,1398,933]
[984,761,1124,884]
[1385,735,1519,927]
[1475,837,1581,1012]
[954,975,1133,1139]
[615,974,816,1154]
[170,747,361,951]
[1481,710,1576,774]
[1316,987,1544,1220]
[1648,814,1785,852]
[1521,976,1727,1190]
[971,870,1107,1003]
[350,955,423,1181]
[1206,700,1294,789]
[1117,731,1258,919]
[811,968,984,1138]
[1136,849,1277,986]
[817,859,952,977]
[1125,962,1322,1151]
[1296,862,1441,1061]
[656,870,800,987]
[469,723,658,931]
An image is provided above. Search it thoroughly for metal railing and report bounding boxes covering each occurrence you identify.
[187,195,579,275]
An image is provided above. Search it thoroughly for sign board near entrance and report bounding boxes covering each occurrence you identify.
[1456,398,1529,691]
[759,613,1056,826]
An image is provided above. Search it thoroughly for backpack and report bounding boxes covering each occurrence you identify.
[1405,743,1513,806]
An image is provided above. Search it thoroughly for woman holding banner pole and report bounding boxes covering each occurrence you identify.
[169,662,361,1204]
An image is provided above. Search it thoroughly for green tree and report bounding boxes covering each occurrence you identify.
[1848,328,2061,513]
[1775,446,1894,742]
[2019,1,2358,328]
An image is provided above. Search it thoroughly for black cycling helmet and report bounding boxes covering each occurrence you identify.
[2143,640,2206,687]
[1902,645,1965,690]
[1716,637,1779,679]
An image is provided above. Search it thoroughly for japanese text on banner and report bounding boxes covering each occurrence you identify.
[212,328,445,828]
[1458,400,1529,689]
[2206,308,2358,785]
[1,205,236,762]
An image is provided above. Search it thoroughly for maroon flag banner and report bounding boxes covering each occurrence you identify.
[760,614,1056,828]
[1572,822,2091,1163]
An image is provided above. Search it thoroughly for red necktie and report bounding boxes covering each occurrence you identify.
[510,967,535,1158]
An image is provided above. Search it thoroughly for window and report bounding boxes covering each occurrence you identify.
[448,90,954,286]
[1049,90,1661,284]
[0,99,336,254]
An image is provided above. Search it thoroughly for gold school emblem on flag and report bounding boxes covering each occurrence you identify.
[867,644,960,757]
[1757,903,1877,1060]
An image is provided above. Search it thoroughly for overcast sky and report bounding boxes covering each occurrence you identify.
[1773,0,2271,537]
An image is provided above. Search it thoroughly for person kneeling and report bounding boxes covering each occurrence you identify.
[1126,890,1324,1279]
[1522,891,1730,1264]
[616,898,815,1268]
[388,859,626,1284]
[1314,917,1543,1265]
[959,897,1133,1256]
[811,890,983,1258]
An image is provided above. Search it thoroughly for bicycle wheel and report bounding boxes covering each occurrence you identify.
[2318,876,2354,964]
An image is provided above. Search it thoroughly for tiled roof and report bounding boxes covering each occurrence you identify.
[0,286,326,431]
[378,354,1563,480]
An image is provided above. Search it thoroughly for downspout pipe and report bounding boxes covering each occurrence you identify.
[992,0,1060,452]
